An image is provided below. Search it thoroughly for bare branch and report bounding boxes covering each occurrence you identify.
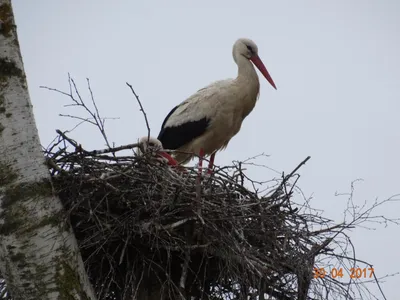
[126,82,151,140]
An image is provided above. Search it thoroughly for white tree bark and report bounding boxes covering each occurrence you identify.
[0,1,97,299]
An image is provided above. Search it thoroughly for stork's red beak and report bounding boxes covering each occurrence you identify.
[158,151,178,166]
[250,55,277,90]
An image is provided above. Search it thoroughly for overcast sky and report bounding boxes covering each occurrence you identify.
[12,0,400,298]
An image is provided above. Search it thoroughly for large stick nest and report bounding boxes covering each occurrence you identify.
[48,140,313,300]
[44,131,375,300]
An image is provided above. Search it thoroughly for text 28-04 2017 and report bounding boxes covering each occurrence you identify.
[313,267,375,279]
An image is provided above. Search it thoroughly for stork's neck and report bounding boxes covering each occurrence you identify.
[235,55,260,89]
[233,55,260,119]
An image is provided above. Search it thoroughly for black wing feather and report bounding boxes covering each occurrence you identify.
[157,105,210,150]
[159,105,179,130]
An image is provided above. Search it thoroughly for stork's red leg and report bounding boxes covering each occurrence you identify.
[198,148,205,177]
[207,153,215,174]
[196,148,205,183]
[194,148,205,187]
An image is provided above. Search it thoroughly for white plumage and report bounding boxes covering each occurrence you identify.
[138,136,163,154]
[157,38,276,172]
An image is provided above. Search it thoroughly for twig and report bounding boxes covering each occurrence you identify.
[179,249,191,292]
[41,75,117,151]
[55,129,80,149]
[159,217,196,230]
[271,155,311,199]
[59,114,97,126]
[126,82,151,141]
[84,143,140,156]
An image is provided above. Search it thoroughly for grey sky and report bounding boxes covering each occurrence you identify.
[13,0,400,298]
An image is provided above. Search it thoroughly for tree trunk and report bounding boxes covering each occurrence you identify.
[0,1,97,299]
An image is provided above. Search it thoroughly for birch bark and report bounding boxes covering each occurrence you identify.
[0,1,97,299]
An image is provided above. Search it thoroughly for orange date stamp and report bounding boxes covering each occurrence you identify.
[313,267,375,279]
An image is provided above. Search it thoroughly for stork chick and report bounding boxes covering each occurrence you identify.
[157,38,277,174]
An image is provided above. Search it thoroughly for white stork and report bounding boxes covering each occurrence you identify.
[157,38,277,174]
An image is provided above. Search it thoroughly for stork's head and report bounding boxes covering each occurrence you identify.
[233,38,277,90]
[138,136,163,155]
[137,136,179,166]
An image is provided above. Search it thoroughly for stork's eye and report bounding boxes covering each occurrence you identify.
[246,45,253,53]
